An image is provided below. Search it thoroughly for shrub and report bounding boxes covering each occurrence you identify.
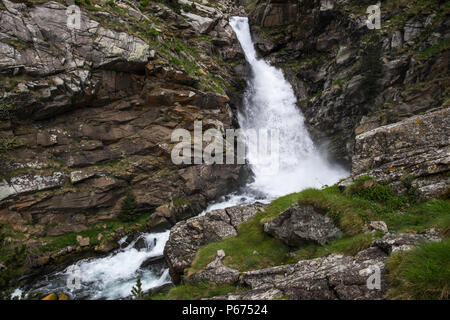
[118,191,139,222]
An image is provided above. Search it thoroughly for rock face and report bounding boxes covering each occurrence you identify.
[164,203,265,283]
[0,0,248,270]
[264,205,343,246]
[204,231,441,300]
[352,108,450,198]
[247,0,449,196]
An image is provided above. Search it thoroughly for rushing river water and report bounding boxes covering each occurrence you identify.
[17,17,347,300]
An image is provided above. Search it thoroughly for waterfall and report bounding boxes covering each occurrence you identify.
[229,17,347,198]
[19,17,347,300]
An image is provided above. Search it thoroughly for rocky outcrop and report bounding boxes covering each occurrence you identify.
[204,230,441,300]
[263,204,343,246]
[351,107,450,198]
[164,203,265,283]
[0,0,248,275]
[247,0,450,193]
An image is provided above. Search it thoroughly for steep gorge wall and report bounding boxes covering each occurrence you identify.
[0,0,249,277]
[246,0,449,197]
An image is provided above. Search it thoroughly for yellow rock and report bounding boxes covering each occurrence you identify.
[42,293,57,300]
[58,293,69,300]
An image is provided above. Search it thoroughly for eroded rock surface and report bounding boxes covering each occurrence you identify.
[351,108,450,198]
[164,203,265,283]
[0,0,248,271]
[204,230,441,300]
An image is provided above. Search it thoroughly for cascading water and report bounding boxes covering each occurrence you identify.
[229,17,347,197]
[18,17,347,300]
[20,231,172,300]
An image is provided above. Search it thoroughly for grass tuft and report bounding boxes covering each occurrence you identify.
[387,239,450,300]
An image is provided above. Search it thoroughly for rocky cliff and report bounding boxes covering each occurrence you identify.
[0,0,250,287]
[0,0,448,299]
[247,0,449,197]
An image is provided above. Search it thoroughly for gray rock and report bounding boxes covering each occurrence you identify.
[207,232,442,300]
[0,172,67,201]
[352,108,450,198]
[164,203,265,283]
[264,205,343,246]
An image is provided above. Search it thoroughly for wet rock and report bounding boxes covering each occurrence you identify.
[264,205,343,246]
[164,203,265,284]
[133,237,148,251]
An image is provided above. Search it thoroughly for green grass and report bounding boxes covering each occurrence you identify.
[150,281,242,300]
[291,233,379,261]
[38,213,152,253]
[387,239,450,300]
[188,178,450,276]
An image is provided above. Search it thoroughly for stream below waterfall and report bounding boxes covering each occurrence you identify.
[14,17,347,300]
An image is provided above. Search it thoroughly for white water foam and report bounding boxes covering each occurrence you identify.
[22,231,171,300]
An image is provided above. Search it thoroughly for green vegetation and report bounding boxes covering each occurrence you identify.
[172,197,191,207]
[131,278,145,300]
[0,100,15,120]
[291,233,378,261]
[188,177,450,275]
[39,213,151,253]
[387,239,450,300]
[118,190,139,222]
[0,223,27,294]
[417,39,450,61]
[151,281,242,300]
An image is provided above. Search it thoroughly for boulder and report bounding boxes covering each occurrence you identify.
[76,235,90,247]
[212,247,388,300]
[164,203,265,283]
[264,205,343,247]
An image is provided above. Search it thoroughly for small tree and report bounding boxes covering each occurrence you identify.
[131,278,144,300]
[118,191,138,222]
